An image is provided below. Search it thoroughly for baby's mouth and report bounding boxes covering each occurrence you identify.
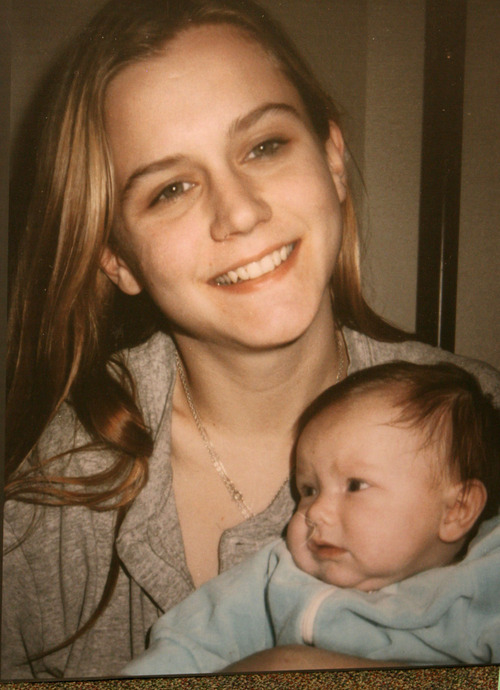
[214,242,295,285]
[309,539,347,559]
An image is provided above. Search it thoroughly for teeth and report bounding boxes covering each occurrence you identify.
[215,243,294,285]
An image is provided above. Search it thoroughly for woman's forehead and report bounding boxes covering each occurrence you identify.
[105,23,295,111]
[104,23,307,185]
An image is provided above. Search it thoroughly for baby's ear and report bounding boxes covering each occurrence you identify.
[439,480,487,543]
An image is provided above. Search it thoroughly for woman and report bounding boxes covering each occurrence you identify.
[3,0,499,679]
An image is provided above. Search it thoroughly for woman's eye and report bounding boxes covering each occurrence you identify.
[347,478,369,493]
[153,181,194,205]
[247,138,287,160]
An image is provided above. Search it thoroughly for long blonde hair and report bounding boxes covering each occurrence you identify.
[7,0,407,506]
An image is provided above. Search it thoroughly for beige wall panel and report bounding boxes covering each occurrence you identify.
[361,1,425,333]
[456,0,500,368]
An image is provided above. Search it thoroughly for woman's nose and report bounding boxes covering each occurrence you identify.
[209,168,271,241]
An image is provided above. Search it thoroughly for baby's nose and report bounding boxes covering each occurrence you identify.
[306,494,337,526]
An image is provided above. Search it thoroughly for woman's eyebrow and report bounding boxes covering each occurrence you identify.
[121,102,302,201]
[230,101,303,136]
[122,155,186,202]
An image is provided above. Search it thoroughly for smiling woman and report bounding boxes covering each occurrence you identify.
[101,25,345,352]
[3,0,500,680]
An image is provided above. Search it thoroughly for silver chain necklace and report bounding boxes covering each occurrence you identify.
[174,329,345,520]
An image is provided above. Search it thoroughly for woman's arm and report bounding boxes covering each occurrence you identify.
[224,645,398,672]
[1,514,42,679]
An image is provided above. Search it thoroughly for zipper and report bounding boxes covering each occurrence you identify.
[300,587,333,644]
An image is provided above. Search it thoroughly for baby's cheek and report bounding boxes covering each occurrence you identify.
[286,513,306,559]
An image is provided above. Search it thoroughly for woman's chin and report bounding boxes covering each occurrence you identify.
[223,314,322,353]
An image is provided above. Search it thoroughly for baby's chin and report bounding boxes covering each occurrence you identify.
[288,542,404,592]
[311,565,402,592]
[321,575,391,592]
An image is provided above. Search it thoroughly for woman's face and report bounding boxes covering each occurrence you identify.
[103,24,346,351]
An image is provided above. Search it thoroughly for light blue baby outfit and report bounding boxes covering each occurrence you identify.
[124,516,500,675]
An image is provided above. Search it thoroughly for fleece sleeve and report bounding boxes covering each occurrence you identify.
[122,541,281,676]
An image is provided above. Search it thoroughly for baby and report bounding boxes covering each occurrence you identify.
[124,361,500,675]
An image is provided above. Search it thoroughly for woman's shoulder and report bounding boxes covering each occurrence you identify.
[124,329,175,378]
[123,330,176,432]
[344,327,500,403]
[22,331,176,480]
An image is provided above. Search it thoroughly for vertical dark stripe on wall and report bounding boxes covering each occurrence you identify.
[416,0,467,351]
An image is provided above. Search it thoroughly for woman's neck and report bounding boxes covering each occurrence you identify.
[172,302,342,439]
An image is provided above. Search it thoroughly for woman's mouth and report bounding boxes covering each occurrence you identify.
[214,242,295,286]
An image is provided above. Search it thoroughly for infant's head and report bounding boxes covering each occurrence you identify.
[286,361,500,592]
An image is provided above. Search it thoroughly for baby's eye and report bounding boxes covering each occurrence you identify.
[246,138,288,160]
[346,478,369,493]
[153,181,195,205]
[299,484,317,498]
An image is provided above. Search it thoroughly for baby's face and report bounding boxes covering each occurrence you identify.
[287,392,457,591]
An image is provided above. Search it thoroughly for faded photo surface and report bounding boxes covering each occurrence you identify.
[3,0,500,681]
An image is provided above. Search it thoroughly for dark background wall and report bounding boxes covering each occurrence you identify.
[9,0,500,368]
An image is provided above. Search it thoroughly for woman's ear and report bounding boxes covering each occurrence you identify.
[439,479,488,543]
[324,121,347,203]
[100,245,143,295]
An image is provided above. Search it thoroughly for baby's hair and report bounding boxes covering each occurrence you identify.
[298,361,500,526]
